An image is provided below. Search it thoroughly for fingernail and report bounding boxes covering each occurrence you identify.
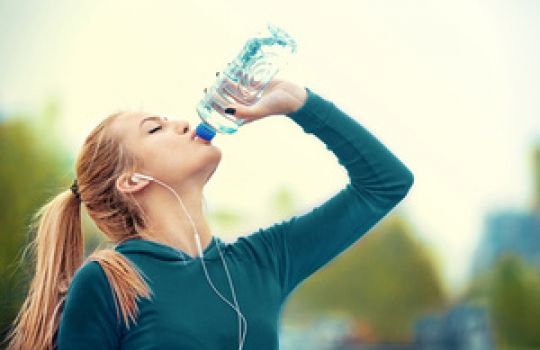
[224,107,236,115]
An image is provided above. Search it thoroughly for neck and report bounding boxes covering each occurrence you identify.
[137,183,213,259]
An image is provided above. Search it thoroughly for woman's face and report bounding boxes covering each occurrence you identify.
[112,112,222,189]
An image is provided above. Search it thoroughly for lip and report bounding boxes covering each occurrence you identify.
[191,130,211,145]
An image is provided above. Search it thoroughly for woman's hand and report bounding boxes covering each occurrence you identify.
[223,79,308,125]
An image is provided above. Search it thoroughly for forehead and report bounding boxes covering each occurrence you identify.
[110,111,153,141]
[117,111,148,125]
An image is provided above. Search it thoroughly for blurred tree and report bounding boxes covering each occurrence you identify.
[208,208,244,236]
[282,214,448,343]
[270,186,298,219]
[529,145,540,213]
[0,108,72,345]
[461,253,540,349]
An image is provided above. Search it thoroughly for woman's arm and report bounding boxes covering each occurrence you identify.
[237,86,414,300]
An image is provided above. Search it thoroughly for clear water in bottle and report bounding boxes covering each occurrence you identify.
[195,23,297,141]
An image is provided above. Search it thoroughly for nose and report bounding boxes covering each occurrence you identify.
[173,119,191,136]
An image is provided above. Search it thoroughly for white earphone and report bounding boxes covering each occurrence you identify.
[131,172,154,183]
[127,172,247,348]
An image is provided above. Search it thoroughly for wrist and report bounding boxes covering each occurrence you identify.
[287,86,308,114]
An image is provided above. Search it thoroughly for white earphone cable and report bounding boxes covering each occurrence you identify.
[136,174,247,349]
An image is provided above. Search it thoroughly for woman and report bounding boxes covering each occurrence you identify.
[4,79,414,350]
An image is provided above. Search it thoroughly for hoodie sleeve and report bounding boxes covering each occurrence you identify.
[241,87,414,300]
[56,261,122,350]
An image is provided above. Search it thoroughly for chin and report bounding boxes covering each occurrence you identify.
[209,146,222,164]
[204,164,218,183]
[205,153,221,182]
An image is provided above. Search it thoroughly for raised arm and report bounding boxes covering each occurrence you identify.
[237,86,414,300]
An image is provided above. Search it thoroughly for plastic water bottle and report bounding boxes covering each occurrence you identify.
[194,23,297,142]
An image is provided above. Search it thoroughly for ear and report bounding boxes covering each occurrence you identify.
[116,172,150,194]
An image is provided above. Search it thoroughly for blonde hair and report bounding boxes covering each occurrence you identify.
[3,111,155,350]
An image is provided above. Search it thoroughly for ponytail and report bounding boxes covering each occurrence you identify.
[4,187,154,350]
[4,189,83,350]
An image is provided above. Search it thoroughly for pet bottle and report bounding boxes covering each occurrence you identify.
[194,23,297,141]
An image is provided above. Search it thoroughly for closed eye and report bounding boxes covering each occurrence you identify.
[148,125,162,134]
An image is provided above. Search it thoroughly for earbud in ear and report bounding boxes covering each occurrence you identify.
[131,173,154,183]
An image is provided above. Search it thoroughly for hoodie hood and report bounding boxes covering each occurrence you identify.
[114,236,227,262]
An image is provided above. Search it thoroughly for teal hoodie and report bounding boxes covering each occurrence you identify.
[56,87,414,349]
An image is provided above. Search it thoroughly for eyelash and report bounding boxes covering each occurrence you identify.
[148,125,162,134]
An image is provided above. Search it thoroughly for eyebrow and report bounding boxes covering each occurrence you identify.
[139,115,168,128]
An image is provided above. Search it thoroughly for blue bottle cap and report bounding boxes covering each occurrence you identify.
[195,122,216,141]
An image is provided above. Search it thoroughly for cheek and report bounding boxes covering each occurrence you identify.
[155,147,192,165]
[140,141,191,169]
[141,137,218,174]
[144,135,187,156]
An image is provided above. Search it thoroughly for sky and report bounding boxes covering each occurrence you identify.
[1,0,539,296]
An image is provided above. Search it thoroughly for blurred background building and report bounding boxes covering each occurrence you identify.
[472,147,540,277]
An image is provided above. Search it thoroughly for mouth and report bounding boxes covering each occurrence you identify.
[191,130,211,145]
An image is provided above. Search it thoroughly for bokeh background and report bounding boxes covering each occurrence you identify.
[1,0,539,349]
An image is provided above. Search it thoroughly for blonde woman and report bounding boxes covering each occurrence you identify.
[4,79,414,350]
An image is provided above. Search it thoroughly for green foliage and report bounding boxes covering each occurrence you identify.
[208,208,244,236]
[461,254,540,349]
[282,214,448,343]
[0,111,72,344]
[270,186,298,219]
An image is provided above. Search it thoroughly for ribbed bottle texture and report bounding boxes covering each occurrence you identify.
[195,23,297,141]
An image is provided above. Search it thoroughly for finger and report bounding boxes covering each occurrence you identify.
[224,102,265,119]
